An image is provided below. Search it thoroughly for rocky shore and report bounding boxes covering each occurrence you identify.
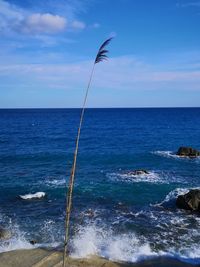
[0,248,197,267]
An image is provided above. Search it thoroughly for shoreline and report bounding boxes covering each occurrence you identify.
[0,248,198,267]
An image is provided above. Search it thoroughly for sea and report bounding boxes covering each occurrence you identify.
[0,108,200,265]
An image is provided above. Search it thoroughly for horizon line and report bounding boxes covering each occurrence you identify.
[0,106,200,109]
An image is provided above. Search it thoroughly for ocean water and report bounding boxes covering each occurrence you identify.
[0,108,200,264]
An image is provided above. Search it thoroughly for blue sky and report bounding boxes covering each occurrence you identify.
[0,0,200,108]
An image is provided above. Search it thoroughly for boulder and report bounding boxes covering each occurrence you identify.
[128,170,149,175]
[176,147,200,157]
[0,228,11,240]
[176,189,200,211]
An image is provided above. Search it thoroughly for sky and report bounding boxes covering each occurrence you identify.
[0,0,200,108]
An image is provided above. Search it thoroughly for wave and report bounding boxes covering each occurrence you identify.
[70,223,200,264]
[45,178,65,187]
[19,192,46,200]
[107,170,169,184]
[153,150,200,161]
[152,151,179,159]
[0,214,33,253]
[155,187,200,207]
[0,214,60,253]
[70,224,157,262]
[0,210,200,265]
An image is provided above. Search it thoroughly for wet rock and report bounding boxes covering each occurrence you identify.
[84,209,95,218]
[0,228,11,240]
[30,240,37,245]
[176,147,200,157]
[127,169,149,175]
[176,189,200,211]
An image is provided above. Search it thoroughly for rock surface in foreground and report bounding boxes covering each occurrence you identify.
[176,189,200,211]
[0,248,195,267]
[176,147,200,157]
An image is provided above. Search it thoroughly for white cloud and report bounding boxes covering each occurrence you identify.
[20,13,66,34]
[0,0,86,35]
[70,20,86,30]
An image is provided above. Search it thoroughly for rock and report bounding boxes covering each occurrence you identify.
[128,169,149,175]
[176,189,200,211]
[30,240,37,245]
[0,228,12,240]
[176,147,200,157]
[84,209,95,218]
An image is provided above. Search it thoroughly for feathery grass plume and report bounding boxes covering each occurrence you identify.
[63,37,113,267]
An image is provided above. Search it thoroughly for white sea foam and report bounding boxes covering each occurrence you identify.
[152,151,179,159]
[0,214,61,253]
[0,218,33,253]
[107,171,164,184]
[71,222,200,263]
[156,187,200,206]
[71,224,157,262]
[153,150,200,162]
[46,178,65,187]
[19,192,46,200]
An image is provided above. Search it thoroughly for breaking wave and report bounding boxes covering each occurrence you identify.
[70,224,157,262]
[153,151,200,162]
[152,151,179,159]
[155,187,200,207]
[19,192,46,200]
[70,222,200,264]
[106,170,182,184]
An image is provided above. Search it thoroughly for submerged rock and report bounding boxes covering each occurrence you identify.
[176,189,200,211]
[176,147,200,157]
[0,228,11,240]
[127,170,149,175]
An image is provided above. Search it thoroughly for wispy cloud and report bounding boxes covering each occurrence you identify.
[177,1,200,8]
[70,20,86,30]
[0,54,200,92]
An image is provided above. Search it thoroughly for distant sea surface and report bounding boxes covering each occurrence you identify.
[0,108,200,264]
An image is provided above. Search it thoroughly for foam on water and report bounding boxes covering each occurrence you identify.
[0,215,33,253]
[46,178,66,187]
[156,186,200,206]
[153,151,200,162]
[0,213,61,253]
[1,209,200,265]
[70,222,200,264]
[19,192,46,200]
[70,224,157,262]
[152,151,179,159]
[106,170,182,184]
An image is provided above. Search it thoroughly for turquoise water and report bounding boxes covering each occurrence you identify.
[0,108,200,263]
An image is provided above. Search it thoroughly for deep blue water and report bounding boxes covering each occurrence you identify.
[0,108,200,263]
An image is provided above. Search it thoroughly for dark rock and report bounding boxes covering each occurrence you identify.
[176,189,200,211]
[0,228,11,240]
[30,240,37,245]
[176,147,200,157]
[84,209,94,218]
[128,169,149,175]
